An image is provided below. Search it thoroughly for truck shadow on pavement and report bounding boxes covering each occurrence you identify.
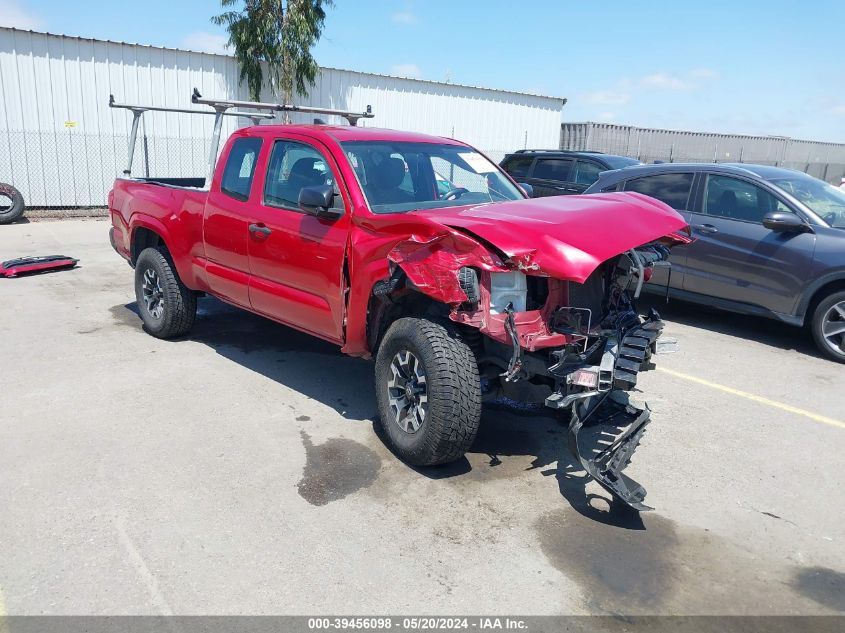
[110,298,844,614]
[115,297,646,528]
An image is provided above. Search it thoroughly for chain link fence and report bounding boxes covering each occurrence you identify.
[561,123,845,185]
[0,130,211,209]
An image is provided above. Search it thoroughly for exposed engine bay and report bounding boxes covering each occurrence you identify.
[367,192,692,510]
[456,242,675,510]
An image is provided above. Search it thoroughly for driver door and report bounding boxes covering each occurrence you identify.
[247,135,350,343]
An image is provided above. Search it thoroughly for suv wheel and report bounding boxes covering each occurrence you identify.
[810,290,845,363]
[134,246,197,339]
[375,317,482,466]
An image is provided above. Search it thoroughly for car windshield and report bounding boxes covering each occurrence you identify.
[768,174,845,228]
[341,141,523,214]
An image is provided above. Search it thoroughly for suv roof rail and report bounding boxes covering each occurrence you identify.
[513,149,606,155]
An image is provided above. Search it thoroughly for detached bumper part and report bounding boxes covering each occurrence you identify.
[1,255,78,278]
[568,391,652,511]
[613,317,664,390]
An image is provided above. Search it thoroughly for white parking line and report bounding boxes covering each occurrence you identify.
[657,366,845,430]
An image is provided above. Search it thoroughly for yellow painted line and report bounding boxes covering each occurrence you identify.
[657,366,845,430]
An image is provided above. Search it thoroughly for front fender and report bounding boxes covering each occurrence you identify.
[797,269,845,321]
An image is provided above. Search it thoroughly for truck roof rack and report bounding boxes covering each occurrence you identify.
[109,94,276,124]
[191,88,374,127]
[109,93,276,179]
[110,89,374,183]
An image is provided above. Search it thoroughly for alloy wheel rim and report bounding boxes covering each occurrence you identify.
[141,268,164,319]
[387,350,428,434]
[821,300,845,356]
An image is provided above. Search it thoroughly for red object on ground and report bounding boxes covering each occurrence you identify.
[0,255,78,277]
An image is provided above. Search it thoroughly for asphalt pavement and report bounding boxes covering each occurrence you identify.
[0,219,842,616]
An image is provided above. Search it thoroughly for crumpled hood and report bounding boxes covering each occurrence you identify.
[409,192,689,283]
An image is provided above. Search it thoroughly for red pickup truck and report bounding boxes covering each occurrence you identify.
[108,101,688,510]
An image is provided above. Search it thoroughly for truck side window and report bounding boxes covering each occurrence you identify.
[221,137,263,201]
[264,140,340,212]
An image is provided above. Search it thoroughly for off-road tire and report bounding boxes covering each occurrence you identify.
[810,290,845,364]
[134,246,196,339]
[0,183,25,225]
[375,317,482,466]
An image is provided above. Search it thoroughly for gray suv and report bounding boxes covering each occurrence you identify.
[585,163,845,363]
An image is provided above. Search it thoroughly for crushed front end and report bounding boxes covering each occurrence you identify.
[451,242,676,511]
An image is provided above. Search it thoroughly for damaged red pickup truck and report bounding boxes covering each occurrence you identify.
[108,96,689,510]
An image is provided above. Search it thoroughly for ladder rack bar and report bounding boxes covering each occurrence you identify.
[109,95,275,120]
[191,88,374,126]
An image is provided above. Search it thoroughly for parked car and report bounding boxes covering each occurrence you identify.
[500,150,640,197]
[585,163,845,362]
[108,95,690,510]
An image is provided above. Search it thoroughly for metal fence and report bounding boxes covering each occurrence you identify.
[561,122,845,184]
[1,130,221,208]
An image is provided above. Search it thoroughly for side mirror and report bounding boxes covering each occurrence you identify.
[762,211,810,233]
[298,185,341,219]
[518,182,534,198]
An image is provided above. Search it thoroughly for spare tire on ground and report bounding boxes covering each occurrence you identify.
[0,183,25,225]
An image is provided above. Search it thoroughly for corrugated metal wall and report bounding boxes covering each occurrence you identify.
[561,122,845,184]
[0,27,564,207]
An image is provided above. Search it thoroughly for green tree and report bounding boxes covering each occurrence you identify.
[212,0,332,104]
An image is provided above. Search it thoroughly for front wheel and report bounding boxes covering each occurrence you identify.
[810,290,845,363]
[134,246,196,339]
[375,318,482,466]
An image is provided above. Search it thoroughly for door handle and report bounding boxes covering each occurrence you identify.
[249,223,272,237]
[694,223,719,235]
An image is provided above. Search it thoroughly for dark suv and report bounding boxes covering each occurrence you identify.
[500,150,640,197]
[584,163,845,362]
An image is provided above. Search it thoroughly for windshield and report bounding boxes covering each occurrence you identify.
[341,141,523,214]
[768,174,845,228]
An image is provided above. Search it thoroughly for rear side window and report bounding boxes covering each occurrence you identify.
[574,161,604,186]
[533,158,573,182]
[624,173,694,209]
[502,155,534,179]
[221,137,263,201]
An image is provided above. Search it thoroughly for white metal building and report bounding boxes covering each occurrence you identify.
[0,27,566,207]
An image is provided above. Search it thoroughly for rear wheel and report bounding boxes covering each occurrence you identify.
[810,290,845,363]
[134,246,196,339]
[375,317,482,465]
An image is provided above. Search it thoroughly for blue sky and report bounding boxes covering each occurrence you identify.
[3,0,844,142]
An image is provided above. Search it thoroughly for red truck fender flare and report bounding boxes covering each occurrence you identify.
[128,215,173,260]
